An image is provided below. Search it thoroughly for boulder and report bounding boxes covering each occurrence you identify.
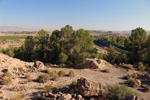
[77,58,112,69]
[57,94,72,100]
[33,61,45,71]
[77,77,103,97]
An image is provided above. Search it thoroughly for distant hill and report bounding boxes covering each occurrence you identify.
[0,26,36,32]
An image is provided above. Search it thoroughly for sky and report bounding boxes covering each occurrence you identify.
[0,0,150,31]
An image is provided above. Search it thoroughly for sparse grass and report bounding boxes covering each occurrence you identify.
[24,74,32,82]
[138,62,146,71]
[0,76,12,85]
[122,64,134,69]
[127,78,140,87]
[13,85,25,91]
[58,69,66,77]
[108,84,140,100]
[10,93,24,100]
[69,69,75,77]
[4,71,12,77]
[70,80,77,89]
[45,69,56,77]
[105,68,111,73]
[44,84,57,92]
[53,74,59,81]
[126,72,143,79]
[37,74,50,83]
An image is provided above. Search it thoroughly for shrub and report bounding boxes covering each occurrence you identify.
[126,72,143,79]
[109,84,140,100]
[70,80,77,89]
[4,71,12,77]
[121,64,133,69]
[37,74,50,83]
[127,78,140,87]
[44,84,57,92]
[10,93,24,100]
[13,85,26,91]
[105,68,111,73]
[0,76,12,85]
[138,62,146,71]
[24,74,32,82]
[53,74,59,81]
[69,69,75,77]
[58,69,66,77]
[45,69,56,77]
[18,67,24,72]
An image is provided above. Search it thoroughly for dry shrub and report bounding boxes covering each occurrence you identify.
[4,71,12,77]
[69,69,75,77]
[70,80,77,89]
[0,76,12,85]
[138,62,146,71]
[13,85,26,91]
[10,93,24,100]
[53,74,59,81]
[127,78,140,87]
[122,64,133,69]
[126,72,143,79]
[44,84,57,92]
[58,69,66,77]
[105,68,111,73]
[24,74,32,82]
[37,74,50,83]
[45,69,56,77]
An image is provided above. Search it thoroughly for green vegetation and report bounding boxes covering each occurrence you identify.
[70,80,77,89]
[127,78,141,87]
[108,84,140,100]
[0,35,28,40]
[1,25,97,65]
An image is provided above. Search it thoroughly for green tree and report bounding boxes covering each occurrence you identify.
[126,27,147,63]
[106,44,116,64]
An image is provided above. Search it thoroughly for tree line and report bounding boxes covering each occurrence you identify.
[0,25,102,65]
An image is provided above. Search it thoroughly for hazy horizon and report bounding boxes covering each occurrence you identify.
[0,0,150,31]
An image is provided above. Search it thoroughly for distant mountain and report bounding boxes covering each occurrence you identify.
[0,26,36,32]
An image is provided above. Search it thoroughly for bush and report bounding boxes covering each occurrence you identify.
[121,64,133,69]
[109,84,140,100]
[69,69,75,77]
[138,62,146,71]
[58,69,66,77]
[24,74,32,82]
[126,72,143,79]
[44,84,57,92]
[53,74,59,81]
[0,76,12,85]
[105,68,111,73]
[70,80,77,89]
[127,78,140,87]
[4,71,12,77]
[37,74,50,83]
[10,93,24,100]
[45,69,56,77]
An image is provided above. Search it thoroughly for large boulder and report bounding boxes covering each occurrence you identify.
[77,58,112,69]
[33,61,45,71]
[77,77,103,97]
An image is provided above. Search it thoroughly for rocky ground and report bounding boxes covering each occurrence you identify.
[0,53,150,100]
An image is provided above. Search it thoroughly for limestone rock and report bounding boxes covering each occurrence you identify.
[33,61,45,71]
[77,58,112,69]
[57,94,72,100]
[77,77,103,97]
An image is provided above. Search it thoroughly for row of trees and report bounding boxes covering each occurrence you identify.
[105,27,150,65]
[0,25,102,65]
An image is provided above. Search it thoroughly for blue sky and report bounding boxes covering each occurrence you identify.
[0,0,150,30]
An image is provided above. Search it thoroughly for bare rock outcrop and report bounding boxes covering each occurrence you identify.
[0,53,33,74]
[77,77,103,97]
[33,61,45,71]
[77,58,113,69]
